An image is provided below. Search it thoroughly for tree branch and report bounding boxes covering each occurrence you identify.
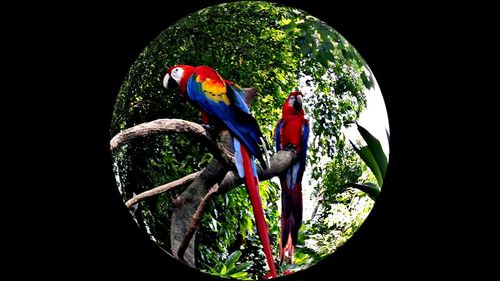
[125,171,201,208]
[242,87,257,105]
[177,183,220,261]
[110,118,235,167]
[170,144,232,267]
[123,150,295,209]
[110,87,285,267]
[110,88,256,152]
[174,150,295,261]
[169,88,257,266]
[217,150,295,194]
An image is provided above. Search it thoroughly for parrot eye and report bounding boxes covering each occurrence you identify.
[170,67,184,82]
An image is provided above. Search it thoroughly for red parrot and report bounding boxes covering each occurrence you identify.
[274,91,309,265]
[163,65,277,278]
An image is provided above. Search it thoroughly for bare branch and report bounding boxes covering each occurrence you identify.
[173,150,295,264]
[177,183,220,261]
[110,86,256,152]
[110,118,235,167]
[111,87,274,267]
[242,87,257,105]
[125,171,201,208]
[217,150,295,194]
[110,119,206,150]
[170,159,229,267]
[123,150,295,209]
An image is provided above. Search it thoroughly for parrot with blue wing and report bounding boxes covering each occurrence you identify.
[163,65,277,278]
[274,91,309,265]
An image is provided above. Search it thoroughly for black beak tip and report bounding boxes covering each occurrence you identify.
[167,76,178,89]
[293,102,302,112]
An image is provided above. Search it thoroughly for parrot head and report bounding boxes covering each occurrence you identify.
[283,91,304,115]
[163,65,195,95]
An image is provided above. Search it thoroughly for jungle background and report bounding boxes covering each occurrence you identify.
[111,1,388,279]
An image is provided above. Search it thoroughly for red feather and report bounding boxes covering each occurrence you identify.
[240,145,277,278]
[165,64,277,277]
[277,91,308,265]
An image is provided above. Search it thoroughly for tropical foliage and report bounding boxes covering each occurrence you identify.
[111,1,386,279]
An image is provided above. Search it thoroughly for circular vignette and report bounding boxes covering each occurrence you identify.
[110,1,389,279]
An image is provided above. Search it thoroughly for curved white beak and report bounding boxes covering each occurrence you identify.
[163,73,171,89]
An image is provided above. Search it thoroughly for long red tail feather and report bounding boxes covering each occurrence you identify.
[279,177,302,265]
[240,146,277,278]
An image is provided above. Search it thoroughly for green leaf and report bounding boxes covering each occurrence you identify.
[225,250,242,270]
[347,183,380,200]
[300,43,311,55]
[342,48,352,60]
[113,2,378,279]
[350,140,383,187]
[201,262,220,274]
[317,52,330,68]
[279,18,292,26]
[230,271,249,278]
[220,264,227,275]
[232,261,253,273]
[324,49,335,62]
[356,123,388,180]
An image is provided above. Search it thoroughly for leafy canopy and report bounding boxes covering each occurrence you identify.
[111,1,380,279]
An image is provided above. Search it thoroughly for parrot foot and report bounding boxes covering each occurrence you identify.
[201,124,212,131]
[201,124,218,137]
[285,144,297,156]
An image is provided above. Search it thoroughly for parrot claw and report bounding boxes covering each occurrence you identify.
[201,124,212,131]
[285,144,297,155]
[201,124,218,137]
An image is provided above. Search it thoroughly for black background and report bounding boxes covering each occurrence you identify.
[24,0,465,279]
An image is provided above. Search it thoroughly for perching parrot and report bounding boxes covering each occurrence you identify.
[163,65,277,278]
[274,91,309,265]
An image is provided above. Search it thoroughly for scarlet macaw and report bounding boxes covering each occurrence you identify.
[274,91,309,265]
[163,65,277,278]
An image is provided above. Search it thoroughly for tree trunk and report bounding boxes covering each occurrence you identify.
[170,88,257,267]
[170,132,232,267]
[110,87,291,268]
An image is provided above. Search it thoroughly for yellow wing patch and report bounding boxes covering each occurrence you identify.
[197,76,231,105]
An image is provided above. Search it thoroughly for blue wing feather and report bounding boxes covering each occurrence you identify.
[226,83,251,114]
[274,119,283,153]
[289,162,300,190]
[224,84,263,156]
[298,121,309,182]
[233,138,245,178]
[186,70,263,162]
[301,122,309,166]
